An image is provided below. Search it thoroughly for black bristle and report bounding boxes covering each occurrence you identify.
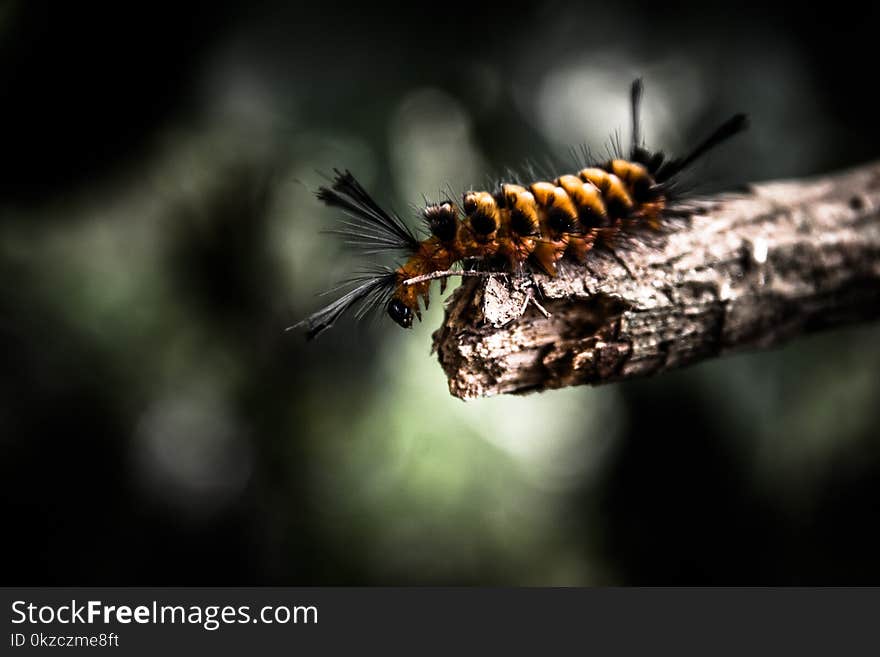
[655,114,749,182]
[317,169,420,254]
[291,269,398,340]
[630,77,644,156]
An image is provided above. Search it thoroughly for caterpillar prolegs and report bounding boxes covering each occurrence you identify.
[295,80,747,339]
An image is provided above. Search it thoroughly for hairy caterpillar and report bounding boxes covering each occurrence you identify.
[294,80,747,339]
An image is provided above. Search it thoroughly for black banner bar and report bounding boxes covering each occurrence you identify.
[2,588,879,655]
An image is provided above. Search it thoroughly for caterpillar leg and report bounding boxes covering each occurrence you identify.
[531,238,569,276]
[567,231,598,261]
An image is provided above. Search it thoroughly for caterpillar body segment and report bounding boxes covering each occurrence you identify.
[295,79,748,337]
[608,159,654,202]
[496,184,540,270]
[555,174,608,228]
[577,167,636,218]
[462,191,501,238]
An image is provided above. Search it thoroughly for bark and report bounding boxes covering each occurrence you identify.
[432,161,880,399]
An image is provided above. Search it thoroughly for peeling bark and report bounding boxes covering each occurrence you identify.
[432,161,880,399]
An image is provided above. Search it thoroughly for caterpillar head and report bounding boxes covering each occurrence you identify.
[387,297,414,328]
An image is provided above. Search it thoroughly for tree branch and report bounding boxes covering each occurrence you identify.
[432,161,880,399]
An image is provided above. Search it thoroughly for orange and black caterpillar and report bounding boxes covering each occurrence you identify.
[295,80,747,339]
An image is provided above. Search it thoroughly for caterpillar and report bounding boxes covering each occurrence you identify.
[294,79,747,339]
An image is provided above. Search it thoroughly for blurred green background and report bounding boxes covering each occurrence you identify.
[2,1,880,584]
